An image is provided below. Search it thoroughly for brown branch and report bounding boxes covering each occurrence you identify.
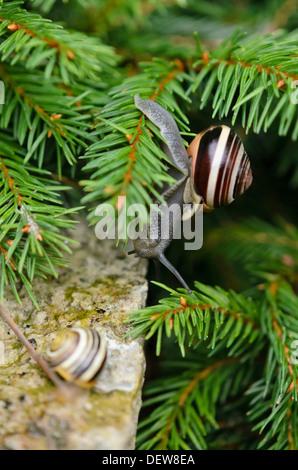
[270,282,294,385]
[0,244,17,271]
[116,60,185,203]
[150,295,258,329]
[0,157,23,205]
[0,17,74,59]
[150,59,185,100]
[269,281,295,450]
[0,158,43,241]
[0,304,64,388]
[0,304,84,405]
[159,357,239,449]
[0,303,86,402]
[200,51,298,89]
[51,172,81,189]
[0,64,66,139]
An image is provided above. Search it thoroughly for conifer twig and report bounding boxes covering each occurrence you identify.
[0,303,65,390]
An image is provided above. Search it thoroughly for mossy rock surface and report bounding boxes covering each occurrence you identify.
[0,224,147,450]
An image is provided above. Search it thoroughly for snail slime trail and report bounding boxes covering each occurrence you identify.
[131,95,253,292]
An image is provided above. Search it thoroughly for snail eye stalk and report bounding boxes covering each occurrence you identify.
[158,253,192,294]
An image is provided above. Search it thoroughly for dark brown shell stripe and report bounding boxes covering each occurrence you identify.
[71,329,103,382]
[192,125,252,208]
[67,329,99,380]
[233,151,252,197]
[219,132,243,207]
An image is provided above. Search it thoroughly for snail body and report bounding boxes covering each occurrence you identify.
[132,94,253,293]
[45,327,107,388]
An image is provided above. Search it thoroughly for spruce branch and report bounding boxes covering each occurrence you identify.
[81,58,192,227]
[128,281,261,356]
[81,29,298,240]
[0,63,97,168]
[0,1,117,82]
[137,356,255,450]
[191,29,298,139]
[0,0,295,451]
[135,279,298,450]
[0,145,81,306]
[246,281,298,449]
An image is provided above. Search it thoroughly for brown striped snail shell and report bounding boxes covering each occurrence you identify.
[187,125,253,210]
[45,327,107,389]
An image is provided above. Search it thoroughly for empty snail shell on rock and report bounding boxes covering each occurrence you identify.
[45,327,107,388]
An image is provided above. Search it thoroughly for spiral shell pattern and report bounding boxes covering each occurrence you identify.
[189,125,252,209]
[45,328,107,388]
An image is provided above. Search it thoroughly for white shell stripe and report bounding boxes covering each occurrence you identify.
[60,328,91,374]
[67,329,97,377]
[80,335,106,382]
[206,126,231,207]
[227,141,245,203]
[218,133,237,205]
[221,138,241,204]
[46,334,78,364]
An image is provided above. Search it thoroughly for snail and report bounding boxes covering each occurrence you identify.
[45,327,107,389]
[130,94,253,293]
